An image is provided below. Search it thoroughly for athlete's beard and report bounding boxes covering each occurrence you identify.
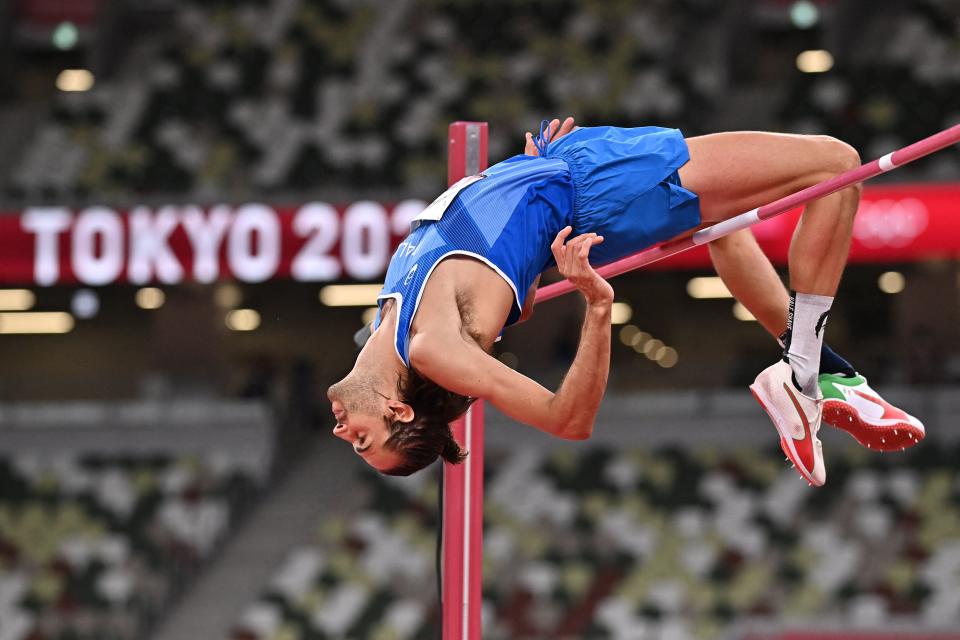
[328,372,386,416]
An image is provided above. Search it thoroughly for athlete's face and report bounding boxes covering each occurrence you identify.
[327,373,407,472]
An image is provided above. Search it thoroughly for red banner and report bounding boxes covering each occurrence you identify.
[653,183,960,270]
[0,200,428,286]
[0,185,956,287]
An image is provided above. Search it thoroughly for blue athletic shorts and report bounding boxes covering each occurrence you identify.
[544,125,701,265]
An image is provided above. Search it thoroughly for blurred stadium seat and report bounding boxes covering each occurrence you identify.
[0,399,273,640]
[7,0,956,203]
[230,438,960,640]
[0,452,262,640]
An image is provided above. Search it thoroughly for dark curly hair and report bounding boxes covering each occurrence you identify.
[381,368,473,476]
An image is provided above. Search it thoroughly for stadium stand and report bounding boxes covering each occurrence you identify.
[0,452,262,640]
[0,400,274,640]
[7,0,956,203]
[230,438,960,640]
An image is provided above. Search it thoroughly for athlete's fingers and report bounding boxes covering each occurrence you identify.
[568,233,598,253]
[577,236,602,261]
[557,117,575,138]
[552,230,571,260]
[562,234,595,272]
[542,119,554,142]
[551,226,573,263]
[524,131,537,156]
[578,234,601,257]
[562,234,589,256]
[555,232,602,277]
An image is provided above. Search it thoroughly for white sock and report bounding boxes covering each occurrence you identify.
[783,291,833,397]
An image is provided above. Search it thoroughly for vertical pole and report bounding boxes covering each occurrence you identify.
[442,121,488,640]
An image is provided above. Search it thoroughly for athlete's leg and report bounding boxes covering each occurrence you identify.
[708,229,854,376]
[707,230,789,338]
[680,131,859,389]
[695,143,924,454]
[678,131,861,297]
[677,131,862,486]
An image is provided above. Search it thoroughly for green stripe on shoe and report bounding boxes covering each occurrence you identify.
[818,372,866,400]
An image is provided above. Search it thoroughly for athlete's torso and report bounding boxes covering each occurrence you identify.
[407,256,512,354]
[378,154,574,365]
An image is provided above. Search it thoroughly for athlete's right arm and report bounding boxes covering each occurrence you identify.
[410,229,614,440]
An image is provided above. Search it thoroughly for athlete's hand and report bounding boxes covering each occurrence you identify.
[550,227,613,306]
[525,117,576,156]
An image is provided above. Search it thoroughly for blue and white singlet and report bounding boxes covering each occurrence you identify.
[376,126,701,367]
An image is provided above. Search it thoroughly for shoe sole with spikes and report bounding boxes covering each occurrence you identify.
[819,373,925,452]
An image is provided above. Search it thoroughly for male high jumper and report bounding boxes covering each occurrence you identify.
[329,118,924,484]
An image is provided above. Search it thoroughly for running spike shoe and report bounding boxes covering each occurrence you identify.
[750,360,826,487]
[819,373,925,451]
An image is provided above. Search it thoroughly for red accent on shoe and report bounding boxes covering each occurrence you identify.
[749,385,820,486]
[823,397,924,452]
[782,383,816,474]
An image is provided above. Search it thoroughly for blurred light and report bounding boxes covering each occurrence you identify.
[611,302,633,324]
[56,69,95,92]
[789,1,819,29]
[52,22,79,50]
[136,287,165,310]
[796,50,834,74]
[498,352,519,368]
[643,338,664,358]
[619,324,639,345]
[630,331,651,351]
[214,283,242,309]
[71,289,99,319]
[0,289,36,311]
[686,277,733,299]
[361,307,379,326]
[226,309,261,331]
[657,347,679,368]
[319,284,383,307]
[733,302,757,321]
[0,312,74,334]
[878,271,905,294]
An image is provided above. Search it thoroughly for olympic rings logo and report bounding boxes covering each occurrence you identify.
[853,198,929,249]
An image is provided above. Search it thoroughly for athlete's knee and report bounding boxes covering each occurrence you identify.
[825,137,863,210]
[813,135,861,175]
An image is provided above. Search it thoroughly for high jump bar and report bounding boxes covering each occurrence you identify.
[536,123,960,303]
